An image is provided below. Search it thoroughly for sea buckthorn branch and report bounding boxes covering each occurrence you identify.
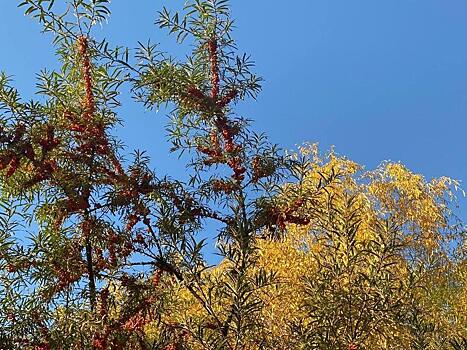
[77,36,96,120]
[148,7,278,345]
[188,37,245,182]
[208,38,220,101]
[76,35,101,310]
[194,115,245,184]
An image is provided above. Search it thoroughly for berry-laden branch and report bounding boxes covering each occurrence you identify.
[76,35,98,310]
[77,36,96,120]
[208,38,220,101]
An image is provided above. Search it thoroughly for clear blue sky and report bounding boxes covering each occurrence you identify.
[1,1,466,223]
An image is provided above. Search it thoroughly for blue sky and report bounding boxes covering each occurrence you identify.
[1,1,466,225]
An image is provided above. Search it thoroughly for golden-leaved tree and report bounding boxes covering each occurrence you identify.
[152,145,465,350]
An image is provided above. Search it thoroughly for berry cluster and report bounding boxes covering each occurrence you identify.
[124,203,150,236]
[0,124,27,175]
[208,38,220,100]
[5,258,36,274]
[216,89,238,109]
[38,125,61,154]
[112,169,155,211]
[107,231,119,267]
[92,228,133,271]
[49,245,87,295]
[269,198,310,231]
[197,131,223,165]
[228,156,246,182]
[251,155,276,183]
[0,123,60,183]
[77,36,96,119]
[197,117,245,183]
[215,117,241,153]
[185,85,238,113]
[51,36,127,229]
[211,179,237,194]
[25,158,58,188]
[126,213,140,232]
[54,193,90,229]
[187,85,207,101]
[66,111,110,161]
[121,310,147,332]
[213,116,244,182]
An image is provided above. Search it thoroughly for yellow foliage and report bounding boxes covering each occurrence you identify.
[142,146,465,350]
